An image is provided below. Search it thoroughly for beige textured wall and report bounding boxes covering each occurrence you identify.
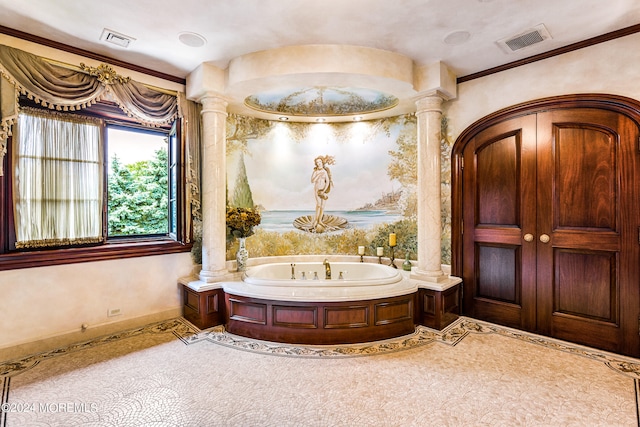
[445,32,640,141]
[3,29,639,351]
[0,35,193,351]
[0,253,193,349]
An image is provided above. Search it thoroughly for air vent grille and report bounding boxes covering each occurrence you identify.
[100,29,135,48]
[505,30,544,51]
[497,24,551,53]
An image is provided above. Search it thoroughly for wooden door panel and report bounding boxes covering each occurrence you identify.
[551,247,621,352]
[553,249,617,324]
[462,114,537,330]
[456,96,640,357]
[554,125,617,232]
[476,134,519,226]
[476,244,520,303]
[537,109,638,354]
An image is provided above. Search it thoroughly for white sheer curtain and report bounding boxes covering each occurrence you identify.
[13,108,104,248]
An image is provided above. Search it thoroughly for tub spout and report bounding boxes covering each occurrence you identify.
[323,259,331,279]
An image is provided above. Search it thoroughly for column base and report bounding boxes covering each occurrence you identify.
[417,285,461,330]
[199,269,236,283]
[411,268,450,284]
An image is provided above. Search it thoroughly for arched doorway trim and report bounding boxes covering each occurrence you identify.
[451,93,640,277]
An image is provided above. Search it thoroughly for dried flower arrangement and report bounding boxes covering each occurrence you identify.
[226,207,261,238]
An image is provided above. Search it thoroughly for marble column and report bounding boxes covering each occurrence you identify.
[412,95,447,282]
[198,94,232,282]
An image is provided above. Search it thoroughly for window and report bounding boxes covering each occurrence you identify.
[0,101,190,270]
[13,109,103,249]
[107,126,169,238]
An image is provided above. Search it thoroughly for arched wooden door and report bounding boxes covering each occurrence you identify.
[452,95,640,357]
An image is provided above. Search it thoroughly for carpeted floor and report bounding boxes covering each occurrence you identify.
[1,317,639,426]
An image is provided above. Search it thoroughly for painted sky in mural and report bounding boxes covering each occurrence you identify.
[229,122,403,212]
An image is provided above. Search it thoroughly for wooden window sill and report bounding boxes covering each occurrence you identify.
[0,239,192,271]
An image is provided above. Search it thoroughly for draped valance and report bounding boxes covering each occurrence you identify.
[0,44,181,176]
[0,44,201,241]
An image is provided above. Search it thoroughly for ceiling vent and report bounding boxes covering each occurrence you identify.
[100,28,135,48]
[497,24,551,53]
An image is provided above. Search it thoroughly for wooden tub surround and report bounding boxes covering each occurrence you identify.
[180,262,460,344]
[225,293,416,345]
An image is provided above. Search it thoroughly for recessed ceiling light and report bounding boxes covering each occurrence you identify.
[178,32,207,48]
[444,30,471,45]
[353,116,363,121]
[279,116,289,121]
[316,118,326,122]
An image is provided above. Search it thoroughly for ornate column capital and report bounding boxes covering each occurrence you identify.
[199,93,229,116]
[415,93,445,114]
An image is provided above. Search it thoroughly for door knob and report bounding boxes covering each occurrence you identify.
[523,233,534,242]
[539,234,550,243]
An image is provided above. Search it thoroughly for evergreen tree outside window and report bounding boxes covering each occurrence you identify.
[107,126,169,237]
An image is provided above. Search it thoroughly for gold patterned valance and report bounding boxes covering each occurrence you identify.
[0,44,202,239]
[0,44,180,175]
[79,63,131,85]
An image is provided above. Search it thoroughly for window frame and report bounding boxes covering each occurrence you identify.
[0,100,192,271]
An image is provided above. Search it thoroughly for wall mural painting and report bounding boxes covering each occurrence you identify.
[224,113,452,265]
[293,155,349,233]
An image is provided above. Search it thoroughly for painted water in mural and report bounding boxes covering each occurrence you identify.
[259,210,403,233]
[223,114,452,263]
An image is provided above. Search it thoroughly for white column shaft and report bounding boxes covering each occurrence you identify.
[199,95,229,281]
[414,96,445,280]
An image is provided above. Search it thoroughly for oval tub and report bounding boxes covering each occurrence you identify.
[222,261,419,345]
[223,261,416,302]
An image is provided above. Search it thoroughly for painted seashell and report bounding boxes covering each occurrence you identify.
[293,215,348,233]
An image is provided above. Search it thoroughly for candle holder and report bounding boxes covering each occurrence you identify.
[378,255,383,264]
[360,254,364,263]
[389,245,397,268]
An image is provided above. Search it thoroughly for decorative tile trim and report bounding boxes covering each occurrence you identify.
[457,319,640,380]
[184,322,468,358]
[3,316,640,382]
[0,318,198,377]
[188,318,640,380]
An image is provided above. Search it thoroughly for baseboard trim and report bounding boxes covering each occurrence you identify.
[0,308,182,362]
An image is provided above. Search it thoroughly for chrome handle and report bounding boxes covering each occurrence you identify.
[539,234,550,243]
[523,233,534,242]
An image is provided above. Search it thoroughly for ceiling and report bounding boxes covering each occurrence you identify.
[1,0,640,120]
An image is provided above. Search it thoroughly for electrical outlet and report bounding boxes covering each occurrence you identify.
[107,308,122,317]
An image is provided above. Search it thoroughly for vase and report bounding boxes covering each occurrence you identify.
[236,237,248,272]
[402,256,413,271]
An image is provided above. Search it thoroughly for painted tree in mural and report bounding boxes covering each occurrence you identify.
[108,149,168,236]
[226,114,271,209]
[387,115,417,218]
[231,154,255,209]
[226,114,273,154]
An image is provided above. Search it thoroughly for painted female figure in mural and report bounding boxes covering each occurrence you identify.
[293,154,347,233]
[310,155,334,231]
